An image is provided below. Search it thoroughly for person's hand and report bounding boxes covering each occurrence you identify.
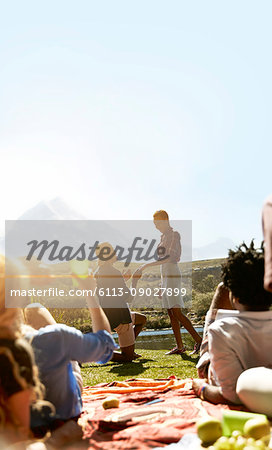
[132,266,144,280]
[158,283,162,299]
[192,378,207,396]
[131,276,138,289]
[74,274,97,293]
[122,268,132,280]
[75,276,101,308]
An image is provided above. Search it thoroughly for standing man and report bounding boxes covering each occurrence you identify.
[133,210,202,355]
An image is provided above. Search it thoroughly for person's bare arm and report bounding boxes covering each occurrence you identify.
[132,258,169,280]
[210,282,232,310]
[192,379,230,405]
[76,276,111,334]
[86,296,111,334]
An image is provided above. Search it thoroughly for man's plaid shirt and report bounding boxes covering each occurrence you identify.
[157,226,181,263]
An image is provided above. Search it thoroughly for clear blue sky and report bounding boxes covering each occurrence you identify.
[0,0,271,247]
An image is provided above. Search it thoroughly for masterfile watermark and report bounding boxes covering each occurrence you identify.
[25,237,168,266]
[5,219,192,308]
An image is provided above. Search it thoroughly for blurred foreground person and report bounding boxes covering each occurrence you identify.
[263,194,272,292]
[0,255,51,446]
[23,274,117,424]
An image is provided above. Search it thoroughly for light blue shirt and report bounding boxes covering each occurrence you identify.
[26,324,117,420]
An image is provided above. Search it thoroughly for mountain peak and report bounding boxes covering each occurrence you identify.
[18,198,85,220]
[193,236,235,260]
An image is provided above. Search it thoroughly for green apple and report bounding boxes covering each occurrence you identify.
[197,416,223,444]
[243,418,270,440]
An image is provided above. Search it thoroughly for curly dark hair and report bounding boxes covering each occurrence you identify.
[222,240,272,311]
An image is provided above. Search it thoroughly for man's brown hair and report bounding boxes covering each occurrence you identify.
[153,210,169,221]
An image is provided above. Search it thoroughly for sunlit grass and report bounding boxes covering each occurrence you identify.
[81,349,199,386]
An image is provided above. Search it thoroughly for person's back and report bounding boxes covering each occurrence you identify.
[94,242,146,362]
[25,322,115,420]
[208,310,272,403]
[94,263,132,330]
[193,241,272,406]
[23,281,116,422]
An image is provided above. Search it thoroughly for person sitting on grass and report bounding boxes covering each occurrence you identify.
[196,281,232,379]
[22,274,117,427]
[133,210,202,355]
[94,242,146,363]
[192,241,272,405]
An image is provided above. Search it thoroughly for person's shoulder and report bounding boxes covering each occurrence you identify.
[171,230,181,243]
[103,264,122,276]
[173,230,181,238]
[209,315,241,333]
[33,324,81,343]
[263,194,272,208]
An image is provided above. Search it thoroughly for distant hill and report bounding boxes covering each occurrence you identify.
[1,199,236,261]
[192,237,235,261]
[18,198,85,220]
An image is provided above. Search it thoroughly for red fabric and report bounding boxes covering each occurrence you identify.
[80,377,246,449]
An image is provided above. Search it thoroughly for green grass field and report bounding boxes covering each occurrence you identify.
[81,332,200,386]
[50,258,223,386]
[81,349,199,386]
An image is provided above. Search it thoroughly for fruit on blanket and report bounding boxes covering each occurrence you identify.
[197,416,223,444]
[208,434,270,449]
[243,418,270,440]
[222,410,267,436]
[102,396,120,409]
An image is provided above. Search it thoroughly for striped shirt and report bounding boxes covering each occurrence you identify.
[157,227,181,263]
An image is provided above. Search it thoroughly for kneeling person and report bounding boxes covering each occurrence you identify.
[95,242,146,362]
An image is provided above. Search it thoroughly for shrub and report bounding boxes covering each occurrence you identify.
[193,274,218,293]
[191,290,213,320]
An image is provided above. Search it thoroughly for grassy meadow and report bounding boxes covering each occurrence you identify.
[46,258,225,386]
[81,348,200,386]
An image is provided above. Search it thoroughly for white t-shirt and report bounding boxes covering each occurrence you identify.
[208,310,272,404]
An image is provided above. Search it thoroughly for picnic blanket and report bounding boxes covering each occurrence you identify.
[79,377,245,449]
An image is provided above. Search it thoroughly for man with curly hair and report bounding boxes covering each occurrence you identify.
[193,241,272,405]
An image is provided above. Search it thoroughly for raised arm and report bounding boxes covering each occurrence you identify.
[86,295,111,334]
[76,275,111,334]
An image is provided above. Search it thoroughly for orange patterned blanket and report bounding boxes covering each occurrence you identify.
[79,377,245,449]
